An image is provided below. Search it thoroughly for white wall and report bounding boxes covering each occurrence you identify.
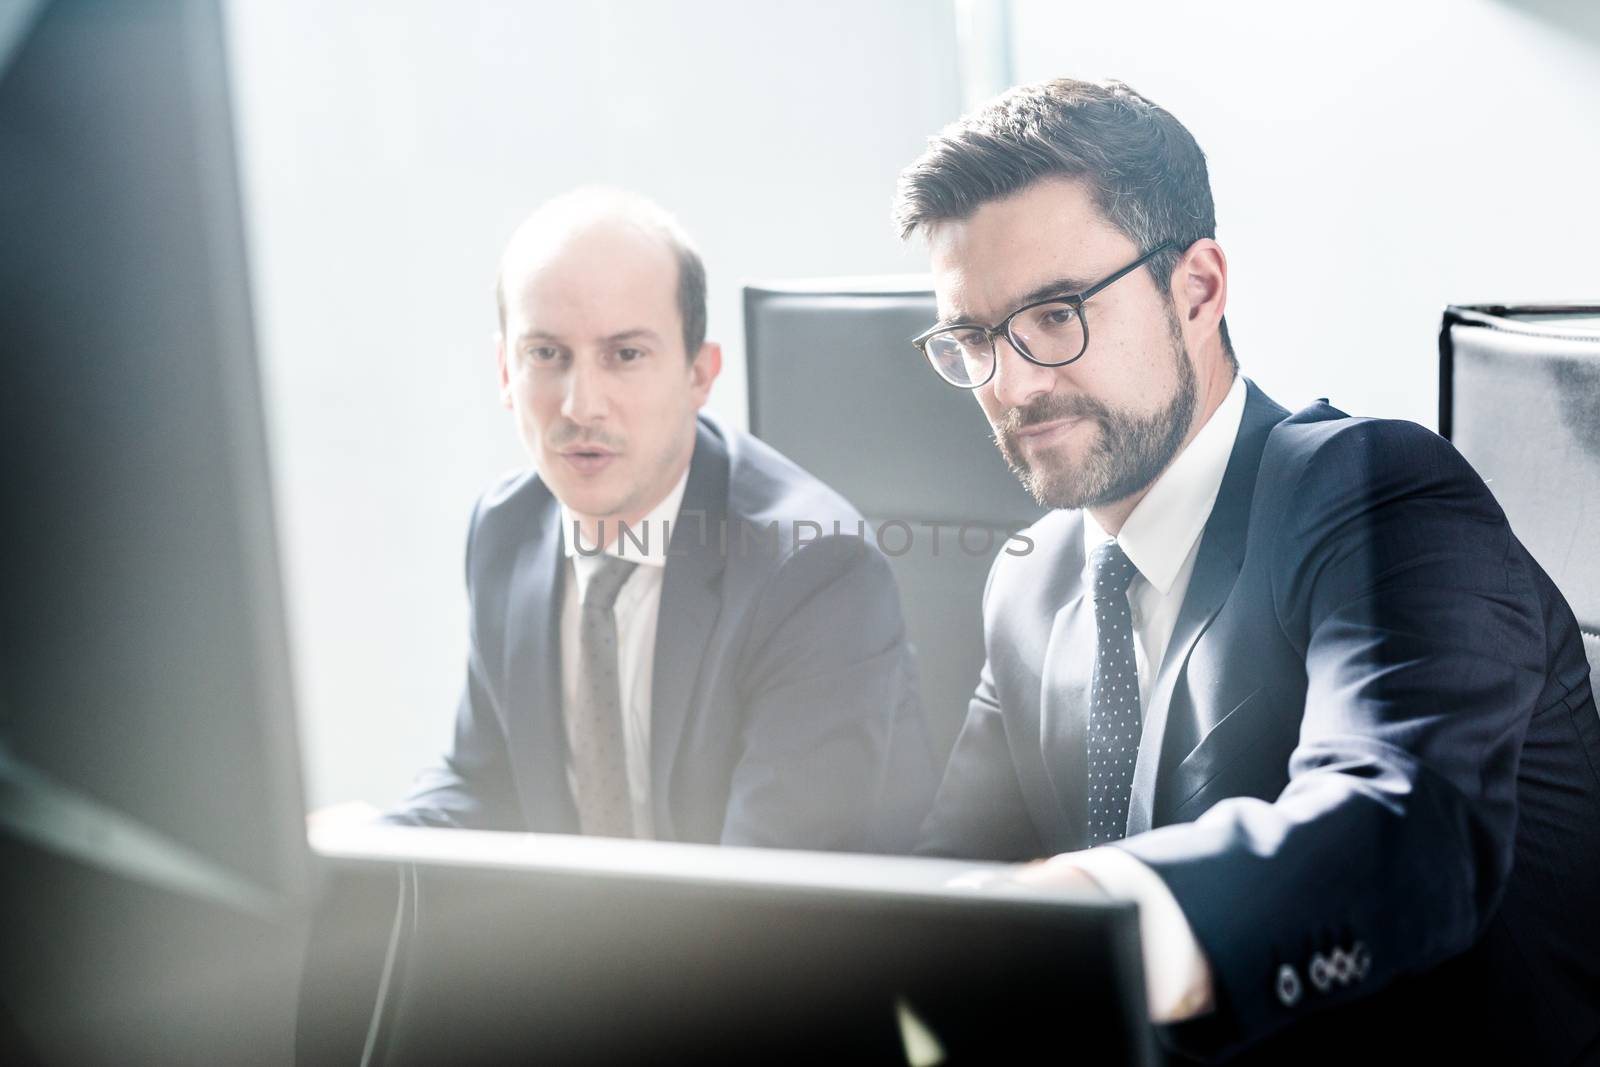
[225,0,962,808]
[1009,0,1600,422]
[231,0,1600,810]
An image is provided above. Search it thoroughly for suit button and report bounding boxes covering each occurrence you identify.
[1330,948,1353,984]
[1309,953,1332,992]
[1352,942,1371,981]
[1276,964,1302,1007]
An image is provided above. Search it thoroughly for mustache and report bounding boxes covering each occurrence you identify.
[992,394,1109,441]
[546,422,625,452]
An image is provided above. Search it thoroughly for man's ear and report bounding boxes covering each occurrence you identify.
[689,340,722,407]
[495,333,514,410]
[1174,238,1227,345]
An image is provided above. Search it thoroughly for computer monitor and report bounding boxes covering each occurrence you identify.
[304,827,1158,1067]
[0,1,309,1061]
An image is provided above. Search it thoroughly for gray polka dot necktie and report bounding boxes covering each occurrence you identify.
[568,556,638,838]
[1087,540,1141,846]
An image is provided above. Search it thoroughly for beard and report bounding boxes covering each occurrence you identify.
[992,308,1198,510]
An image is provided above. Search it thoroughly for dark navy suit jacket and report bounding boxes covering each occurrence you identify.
[389,414,934,853]
[920,381,1600,1064]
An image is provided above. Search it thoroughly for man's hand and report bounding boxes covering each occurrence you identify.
[1019,848,1218,1023]
[941,854,1111,895]
[306,799,381,830]
[946,851,1214,1022]
[1009,853,1111,895]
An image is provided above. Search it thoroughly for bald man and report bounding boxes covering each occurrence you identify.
[385,189,933,851]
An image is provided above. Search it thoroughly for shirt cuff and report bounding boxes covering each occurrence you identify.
[1067,845,1214,1024]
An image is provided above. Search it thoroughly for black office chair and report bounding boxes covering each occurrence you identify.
[1439,304,1600,702]
[743,279,1045,761]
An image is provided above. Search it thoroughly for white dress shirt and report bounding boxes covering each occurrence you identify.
[558,469,690,840]
[1068,374,1247,1024]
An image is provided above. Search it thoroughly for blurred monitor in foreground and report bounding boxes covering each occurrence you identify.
[0,1,309,1062]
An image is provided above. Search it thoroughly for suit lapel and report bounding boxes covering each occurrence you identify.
[1124,381,1288,837]
[501,489,578,832]
[1037,533,1091,848]
[648,422,730,834]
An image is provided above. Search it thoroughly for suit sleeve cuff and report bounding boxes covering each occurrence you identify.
[1068,845,1215,1023]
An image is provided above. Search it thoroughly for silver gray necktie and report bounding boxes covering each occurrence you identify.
[567,555,638,838]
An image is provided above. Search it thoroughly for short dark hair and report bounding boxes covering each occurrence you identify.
[496,188,708,359]
[665,234,708,358]
[894,78,1234,364]
[677,243,708,357]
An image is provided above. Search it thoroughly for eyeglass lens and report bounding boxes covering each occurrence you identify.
[923,301,1084,387]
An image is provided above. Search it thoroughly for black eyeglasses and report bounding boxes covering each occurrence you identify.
[911,241,1174,389]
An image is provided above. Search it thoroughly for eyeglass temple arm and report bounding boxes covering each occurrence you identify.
[910,239,1176,348]
[1080,240,1176,301]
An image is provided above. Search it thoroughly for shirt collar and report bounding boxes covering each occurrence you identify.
[560,464,691,571]
[1082,374,1247,595]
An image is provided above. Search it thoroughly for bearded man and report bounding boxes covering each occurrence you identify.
[901,78,1600,1065]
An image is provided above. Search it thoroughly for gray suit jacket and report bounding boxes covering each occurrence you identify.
[390,414,934,852]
